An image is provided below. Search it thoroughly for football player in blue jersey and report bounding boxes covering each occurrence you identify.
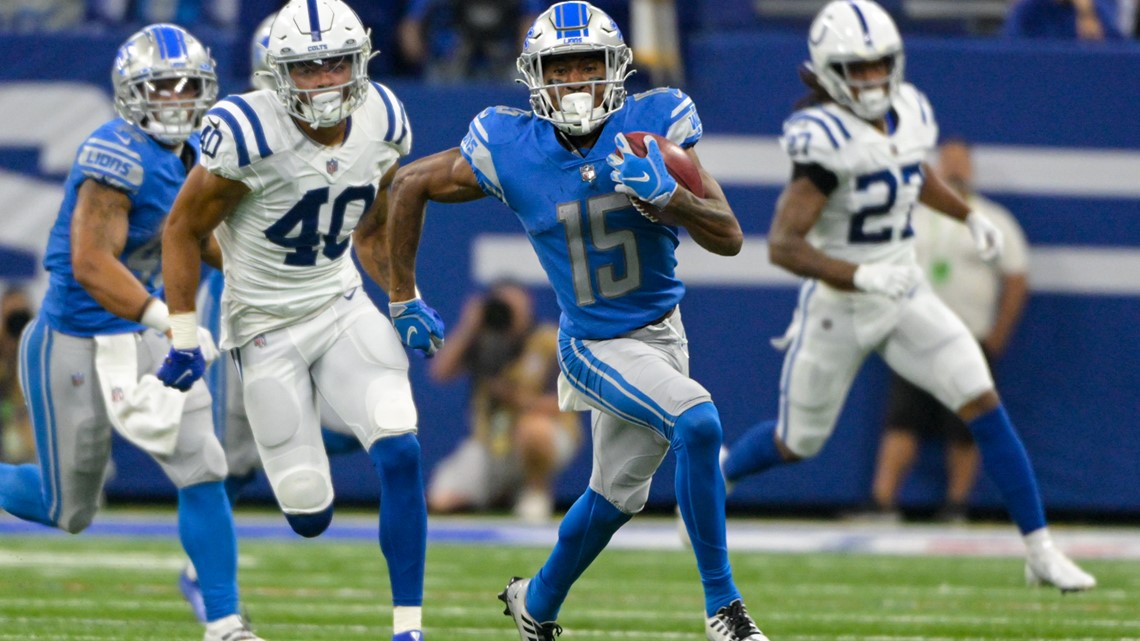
[387,3,767,640]
[719,0,1095,592]
[0,24,265,641]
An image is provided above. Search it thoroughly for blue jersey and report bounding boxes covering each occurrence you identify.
[461,88,703,339]
[40,119,199,336]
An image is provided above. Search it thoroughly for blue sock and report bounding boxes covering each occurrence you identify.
[321,428,360,456]
[722,419,784,483]
[369,434,426,607]
[223,470,257,507]
[968,405,1045,534]
[527,488,631,622]
[0,464,53,526]
[178,481,239,622]
[672,403,740,616]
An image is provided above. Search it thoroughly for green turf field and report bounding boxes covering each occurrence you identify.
[0,520,1137,641]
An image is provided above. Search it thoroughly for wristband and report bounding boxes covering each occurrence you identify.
[139,297,171,333]
[169,312,199,349]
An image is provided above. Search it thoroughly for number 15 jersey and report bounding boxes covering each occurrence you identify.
[200,84,411,349]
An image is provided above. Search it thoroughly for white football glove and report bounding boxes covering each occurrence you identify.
[853,264,921,300]
[196,326,220,364]
[965,211,1004,261]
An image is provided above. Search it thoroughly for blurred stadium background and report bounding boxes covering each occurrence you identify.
[1,0,1138,523]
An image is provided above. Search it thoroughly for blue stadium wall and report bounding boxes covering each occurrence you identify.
[1,31,1137,517]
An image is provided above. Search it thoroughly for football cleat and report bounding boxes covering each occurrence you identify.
[203,614,264,641]
[497,576,562,641]
[1025,546,1097,592]
[706,599,769,641]
[179,565,207,624]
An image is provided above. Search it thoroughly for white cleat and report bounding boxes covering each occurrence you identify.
[706,599,769,641]
[497,576,562,641]
[203,614,265,641]
[1025,546,1097,593]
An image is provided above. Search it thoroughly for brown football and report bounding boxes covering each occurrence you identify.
[619,132,705,223]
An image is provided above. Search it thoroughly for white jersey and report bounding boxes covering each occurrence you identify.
[200,84,411,349]
[780,83,938,266]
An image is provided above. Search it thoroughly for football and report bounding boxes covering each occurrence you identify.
[618,132,705,223]
[621,132,704,197]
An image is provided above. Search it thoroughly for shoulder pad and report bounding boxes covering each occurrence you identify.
[76,122,148,193]
[781,106,852,168]
[199,96,275,180]
[460,107,528,203]
[630,88,703,148]
[369,82,413,156]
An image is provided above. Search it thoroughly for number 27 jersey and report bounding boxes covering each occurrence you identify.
[781,83,938,266]
[199,84,411,348]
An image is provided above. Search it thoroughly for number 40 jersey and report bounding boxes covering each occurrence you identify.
[780,82,938,267]
[200,83,411,349]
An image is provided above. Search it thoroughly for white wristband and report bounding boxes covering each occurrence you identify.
[139,298,171,333]
[169,312,199,349]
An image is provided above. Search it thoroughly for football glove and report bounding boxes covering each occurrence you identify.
[853,263,921,300]
[389,298,445,357]
[965,211,1004,261]
[606,133,677,209]
[157,347,206,391]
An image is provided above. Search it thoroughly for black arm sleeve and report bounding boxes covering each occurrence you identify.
[792,162,839,196]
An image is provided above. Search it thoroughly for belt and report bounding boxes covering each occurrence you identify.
[644,306,676,328]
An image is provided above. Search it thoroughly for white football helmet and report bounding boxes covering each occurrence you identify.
[807,0,904,121]
[265,0,373,128]
[250,12,277,91]
[517,1,633,136]
[111,24,218,145]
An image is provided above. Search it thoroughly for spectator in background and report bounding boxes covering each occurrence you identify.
[398,0,535,82]
[0,287,34,464]
[868,138,1030,523]
[427,281,582,523]
[1004,0,1124,40]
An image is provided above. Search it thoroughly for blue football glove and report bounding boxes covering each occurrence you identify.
[157,347,206,391]
[389,298,445,357]
[606,133,678,208]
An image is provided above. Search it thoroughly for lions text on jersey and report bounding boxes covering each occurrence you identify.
[40,120,198,336]
[460,88,702,339]
[781,83,937,267]
[198,83,410,349]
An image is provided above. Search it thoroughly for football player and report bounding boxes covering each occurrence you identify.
[0,24,264,641]
[719,0,1096,592]
[177,11,362,623]
[155,1,428,639]
[386,2,767,640]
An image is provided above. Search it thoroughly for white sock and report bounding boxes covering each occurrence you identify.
[394,606,422,634]
[1023,526,1053,554]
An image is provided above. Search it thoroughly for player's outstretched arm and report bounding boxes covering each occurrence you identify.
[658,149,743,256]
[388,147,486,302]
[768,176,861,290]
[354,162,400,293]
[162,166,249,315]
[71,179,158,323]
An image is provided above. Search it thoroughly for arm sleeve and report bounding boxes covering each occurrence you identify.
[792,162,839,196]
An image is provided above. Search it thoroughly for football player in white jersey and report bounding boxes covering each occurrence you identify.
[155,1,429,639]
[719,0,1096,592]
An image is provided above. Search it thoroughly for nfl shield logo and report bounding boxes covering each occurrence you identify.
[254,334,267,348]
[71,372,85,387]
[111,387,124,402]
[327,158,339,174]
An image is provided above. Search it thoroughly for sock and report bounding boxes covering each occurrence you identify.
[671,402,740,616]
[393,605,422,634]
[526,488,631,622]
[0,464,53,526]
[178,481,239,622]
[223,469,257,507]
[968,405,1046,535]
[369,434,426,607]
[321,428,360,456]
[721,419,784,484]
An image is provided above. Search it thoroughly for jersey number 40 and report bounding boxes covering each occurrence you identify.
[263,185,376,266]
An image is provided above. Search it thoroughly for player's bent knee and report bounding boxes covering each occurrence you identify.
[60,506,97,534]
[596,454,664,514]
[366,376,417,439]
[672,403,722,450]
[369,432,421,477]
[285,505,333,538]
[275,467,334,515]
